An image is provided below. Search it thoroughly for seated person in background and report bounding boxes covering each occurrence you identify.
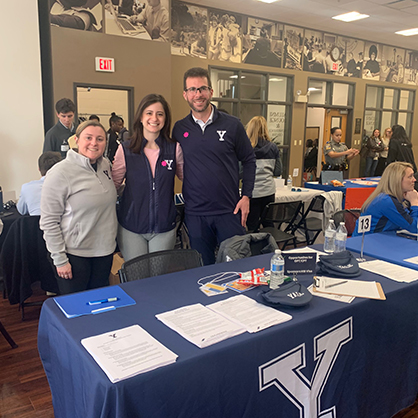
[353,162,418,236]
[17,152,62,216]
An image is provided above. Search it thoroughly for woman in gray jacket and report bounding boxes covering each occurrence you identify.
[40,120,117,294]
[245,116,282,232]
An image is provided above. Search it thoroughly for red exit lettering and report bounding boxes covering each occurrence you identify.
[96,57,115,72]
[99,59,112,71]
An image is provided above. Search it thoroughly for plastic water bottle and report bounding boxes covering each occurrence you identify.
[287,175,293,189]
[335,222,348,253]
[324,219,336,253]
[270,249,285,289]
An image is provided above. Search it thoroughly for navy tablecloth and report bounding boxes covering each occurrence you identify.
[38,252,418,418]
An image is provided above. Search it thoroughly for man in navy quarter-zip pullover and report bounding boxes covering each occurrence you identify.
[172,67,256,265]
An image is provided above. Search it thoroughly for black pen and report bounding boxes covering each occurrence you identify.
[325,280,348,289]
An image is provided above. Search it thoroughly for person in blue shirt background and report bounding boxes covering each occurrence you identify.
[17,151,62,216]
[353,161,418,236]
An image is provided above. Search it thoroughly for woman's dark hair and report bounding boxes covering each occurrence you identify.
[109,112,122,127]
[391,124,411,145]
[129,94,172,154]
[330,127,341,135]
[369,44,377,57]
[306,139,313,147]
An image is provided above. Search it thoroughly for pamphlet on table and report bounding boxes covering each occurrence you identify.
[156,303,246,348]
[207,295,292,333]
[81,325,178,383]
[359,259,418,283]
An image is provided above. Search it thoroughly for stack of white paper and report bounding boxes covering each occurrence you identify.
[81,325,178,383]
[207,295,292,333]
[156,303,246,348]
[360,260,418,283]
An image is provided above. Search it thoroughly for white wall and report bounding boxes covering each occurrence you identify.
[0,1,44,200]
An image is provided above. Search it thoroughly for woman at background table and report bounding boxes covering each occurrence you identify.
[40,120,117,294]
[112,94,183,262]
[323,127,359,171]
[353,162,418,236]
[364,129,383,177]
[386,124,417,172]
[245,116,282,232]
[375,127,391,176]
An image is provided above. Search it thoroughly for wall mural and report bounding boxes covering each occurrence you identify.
[49,0,103,32]
[208,9,242,63]
[362,42,382,81]
[380,45,406,83]
[242,17,283,68]
[335,37,365,78]
[49,0,418,86]
[171,1,207,58]
[284,25,303,71]
[405,50,418,86]
[103,0,170,41]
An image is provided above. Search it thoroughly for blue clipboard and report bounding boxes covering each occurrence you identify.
[53,286,136,318]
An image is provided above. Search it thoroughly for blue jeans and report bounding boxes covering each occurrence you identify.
[364,157,378,177]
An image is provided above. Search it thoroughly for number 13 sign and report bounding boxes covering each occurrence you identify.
[358,215,371,234]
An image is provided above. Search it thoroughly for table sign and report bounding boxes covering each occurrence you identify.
[357,215,371,233]
[283,253,316,275]
[357,215,371,261]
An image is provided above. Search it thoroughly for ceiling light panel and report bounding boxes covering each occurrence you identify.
[332,11,370,21]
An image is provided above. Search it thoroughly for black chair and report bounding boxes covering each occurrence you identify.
[0,216,58,320]
[119,249,203,282]
[292,195,326,245]
[258,201,303,250]
[332,209,361,237]
[0,320,18,349]
[175,203,190,249]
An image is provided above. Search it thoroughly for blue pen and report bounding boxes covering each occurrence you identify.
[88,297,119,306]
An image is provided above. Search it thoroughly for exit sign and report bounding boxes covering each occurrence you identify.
[95,57,115,72]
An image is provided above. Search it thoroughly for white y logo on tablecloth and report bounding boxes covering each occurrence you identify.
[259,317,353,418]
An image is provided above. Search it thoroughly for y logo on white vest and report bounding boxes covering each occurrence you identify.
[259,317,353,418]
[217,131,226,141]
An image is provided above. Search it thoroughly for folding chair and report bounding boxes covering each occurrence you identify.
[332,209,361,237]
[292,195,326,245]
[1,216,58,320]
[258,201,303,250]
[119,249,203,282]
[0,320,17,349]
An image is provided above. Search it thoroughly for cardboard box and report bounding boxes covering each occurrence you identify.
[109,252,124,286]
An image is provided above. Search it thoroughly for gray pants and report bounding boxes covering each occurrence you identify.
[117,224,177,262]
